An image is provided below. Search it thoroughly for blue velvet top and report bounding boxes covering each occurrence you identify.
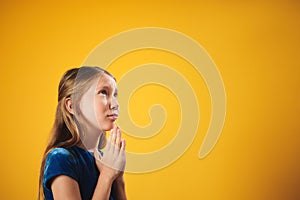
[43,146,115,200]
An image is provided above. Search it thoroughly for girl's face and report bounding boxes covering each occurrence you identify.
[80,73,119,132]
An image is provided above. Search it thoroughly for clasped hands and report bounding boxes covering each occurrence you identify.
[94,125,126,181]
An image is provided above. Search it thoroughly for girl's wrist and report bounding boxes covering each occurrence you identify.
[99,171,116,184]
[115,175,125,185]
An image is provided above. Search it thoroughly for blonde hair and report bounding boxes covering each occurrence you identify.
[38,66,115,199]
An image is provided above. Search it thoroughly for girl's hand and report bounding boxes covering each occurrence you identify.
[94,125,126,181]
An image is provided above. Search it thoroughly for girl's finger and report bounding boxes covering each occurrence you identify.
[94,149,102,161]
[115,127,121,147]
[121,139,126,151]
[111,126,117,144]
[106,134,112,151]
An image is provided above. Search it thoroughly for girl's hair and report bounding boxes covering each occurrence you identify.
[38,66,115,200]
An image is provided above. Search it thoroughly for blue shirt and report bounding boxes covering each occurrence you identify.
[43,146,115,200]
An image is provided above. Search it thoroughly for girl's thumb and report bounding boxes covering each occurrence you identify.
[94,149,102,161]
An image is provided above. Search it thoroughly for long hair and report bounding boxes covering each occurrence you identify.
[38,66,115,199]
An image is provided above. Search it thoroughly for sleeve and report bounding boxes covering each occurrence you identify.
[43,148,79,190]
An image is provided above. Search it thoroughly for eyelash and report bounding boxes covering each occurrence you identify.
[99,90,108,95]
[98,90,118,97]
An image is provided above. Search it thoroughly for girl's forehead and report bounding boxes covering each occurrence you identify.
[96,73,117,89]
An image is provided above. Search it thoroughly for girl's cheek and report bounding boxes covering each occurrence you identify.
[97,98,107,107]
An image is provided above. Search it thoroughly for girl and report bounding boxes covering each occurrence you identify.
[38,66,127,200]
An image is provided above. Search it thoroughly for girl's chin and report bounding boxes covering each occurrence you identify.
[100,123,114,131]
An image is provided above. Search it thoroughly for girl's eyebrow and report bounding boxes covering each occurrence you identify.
[97,85,112,90]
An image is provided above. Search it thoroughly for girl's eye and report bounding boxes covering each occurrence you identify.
[99,90,108,95]
[114,92,118,98]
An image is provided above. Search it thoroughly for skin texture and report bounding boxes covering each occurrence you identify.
[52,73,127,200]
[80,74,119,132]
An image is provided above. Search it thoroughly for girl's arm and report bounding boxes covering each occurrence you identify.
[112,176,127,200]
[91,172,114,200]
[51,167,116,200]
[51,175,81,200]
[51,173,113,200]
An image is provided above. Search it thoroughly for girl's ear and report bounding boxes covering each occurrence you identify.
[65,97,74,114]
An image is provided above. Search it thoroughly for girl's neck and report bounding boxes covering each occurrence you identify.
[79,127,103,152]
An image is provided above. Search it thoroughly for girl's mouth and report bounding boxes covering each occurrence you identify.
[107,113,118,120]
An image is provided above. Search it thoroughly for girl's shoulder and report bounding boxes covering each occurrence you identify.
[47,146,93,163]
[46,147,78,163]
[43,147,82,191]
[49,147,71,155]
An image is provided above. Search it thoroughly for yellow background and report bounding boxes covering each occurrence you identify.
[1,0,300,199]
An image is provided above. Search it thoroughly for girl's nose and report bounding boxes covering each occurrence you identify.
[110,98,119,111]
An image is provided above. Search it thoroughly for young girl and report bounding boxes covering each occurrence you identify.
[39,66,127,200]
